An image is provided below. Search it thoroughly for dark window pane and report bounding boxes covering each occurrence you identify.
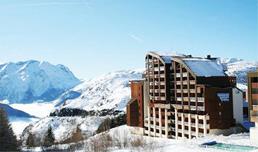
[251,77,258,83]
[252,88,258,94]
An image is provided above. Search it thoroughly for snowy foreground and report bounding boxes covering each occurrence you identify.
[24,125,258,152]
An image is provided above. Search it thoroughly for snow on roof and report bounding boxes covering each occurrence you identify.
[151,51,185,64]
[183,58,226,77]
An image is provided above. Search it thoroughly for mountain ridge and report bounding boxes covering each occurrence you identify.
[0,60,80,104]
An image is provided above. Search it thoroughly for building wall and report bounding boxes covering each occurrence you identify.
[143,80,150,119]
[130,80,144,128]
[126,99,139,127]
[205,87,234,129]
[248,71,258,146]
[232,88,244,124]
[144,53,173,138]
[248,71,258,123]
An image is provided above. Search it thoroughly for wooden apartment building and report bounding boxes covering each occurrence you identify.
[127,52,242,139]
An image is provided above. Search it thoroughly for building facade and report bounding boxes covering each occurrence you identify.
[248,70,258,145]
[127,52,242,139]
[126,80,144,128]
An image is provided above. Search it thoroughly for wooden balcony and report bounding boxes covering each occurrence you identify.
[197,106,205,111]
[176,73,181,78]
[182,72,188,77]
[197,97,204,102]
[160,82,165,85]
[253,105,258,111]
[252,83,258,88]
[251,116,258,123]
[190,106,196,110]
[176,97,182,101]
[190,89,196,93]
[182,81,187,85]
[161,97,166,101]
[190,80,195,85]
[160,74,165,78]
[176,89,182,93]
[183,97,189,101]
[154,67,159,71]
[252,94,258,100]
[183,89,188,93]
[160,89,166,93]
[176,81,181,85]
[190,97,196,102]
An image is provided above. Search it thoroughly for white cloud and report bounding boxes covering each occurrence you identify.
[129,34,143,43]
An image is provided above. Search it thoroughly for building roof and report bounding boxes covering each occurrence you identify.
[147,51,227,77]
[182,58,226,77]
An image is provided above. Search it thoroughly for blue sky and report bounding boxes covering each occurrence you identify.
[0,0,257,79]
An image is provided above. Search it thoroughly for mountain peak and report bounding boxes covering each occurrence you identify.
[0,60,80,104]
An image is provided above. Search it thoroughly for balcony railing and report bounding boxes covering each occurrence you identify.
[160,74,165,78]
[161,97,166,101]
[253,105,258,111]
[197,106,205,111]
[190,106,196,110]
[197,97,204,102]
[160,66,165,71]
[176,81,181,85]
[190,97,196,102]
[183,81,188,85]
[190,80,195,85]
[182,72,188,77]
[176,73,181,78]
[177,97,182,101]
[176,89,182,93]
[190,89,195,93]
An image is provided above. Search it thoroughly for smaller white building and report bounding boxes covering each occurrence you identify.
[232,88,244,124]
[250,123,258,146]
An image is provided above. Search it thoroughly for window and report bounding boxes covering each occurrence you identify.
[251,77,258,83]
[252,88,258,94]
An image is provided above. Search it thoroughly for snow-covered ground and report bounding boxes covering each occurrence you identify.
[107,126,258,152]
[9,117,39,139]
[29,125,258,152]
[20,116,106,144]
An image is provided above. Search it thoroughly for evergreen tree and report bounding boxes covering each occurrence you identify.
[43,126,55,147]
[0,108,19,151]
[26,132,36,147]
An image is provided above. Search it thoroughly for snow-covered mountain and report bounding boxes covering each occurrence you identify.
[0,60,80,104]
[221,58,258,84]
[55,69,143,111]
[0,103,34,118]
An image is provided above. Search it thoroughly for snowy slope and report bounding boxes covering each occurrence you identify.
[0,60,80,104]
[221,58,258,84]
[29,125,258,152]
[21,116,105,144]
[55,69,143,111]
